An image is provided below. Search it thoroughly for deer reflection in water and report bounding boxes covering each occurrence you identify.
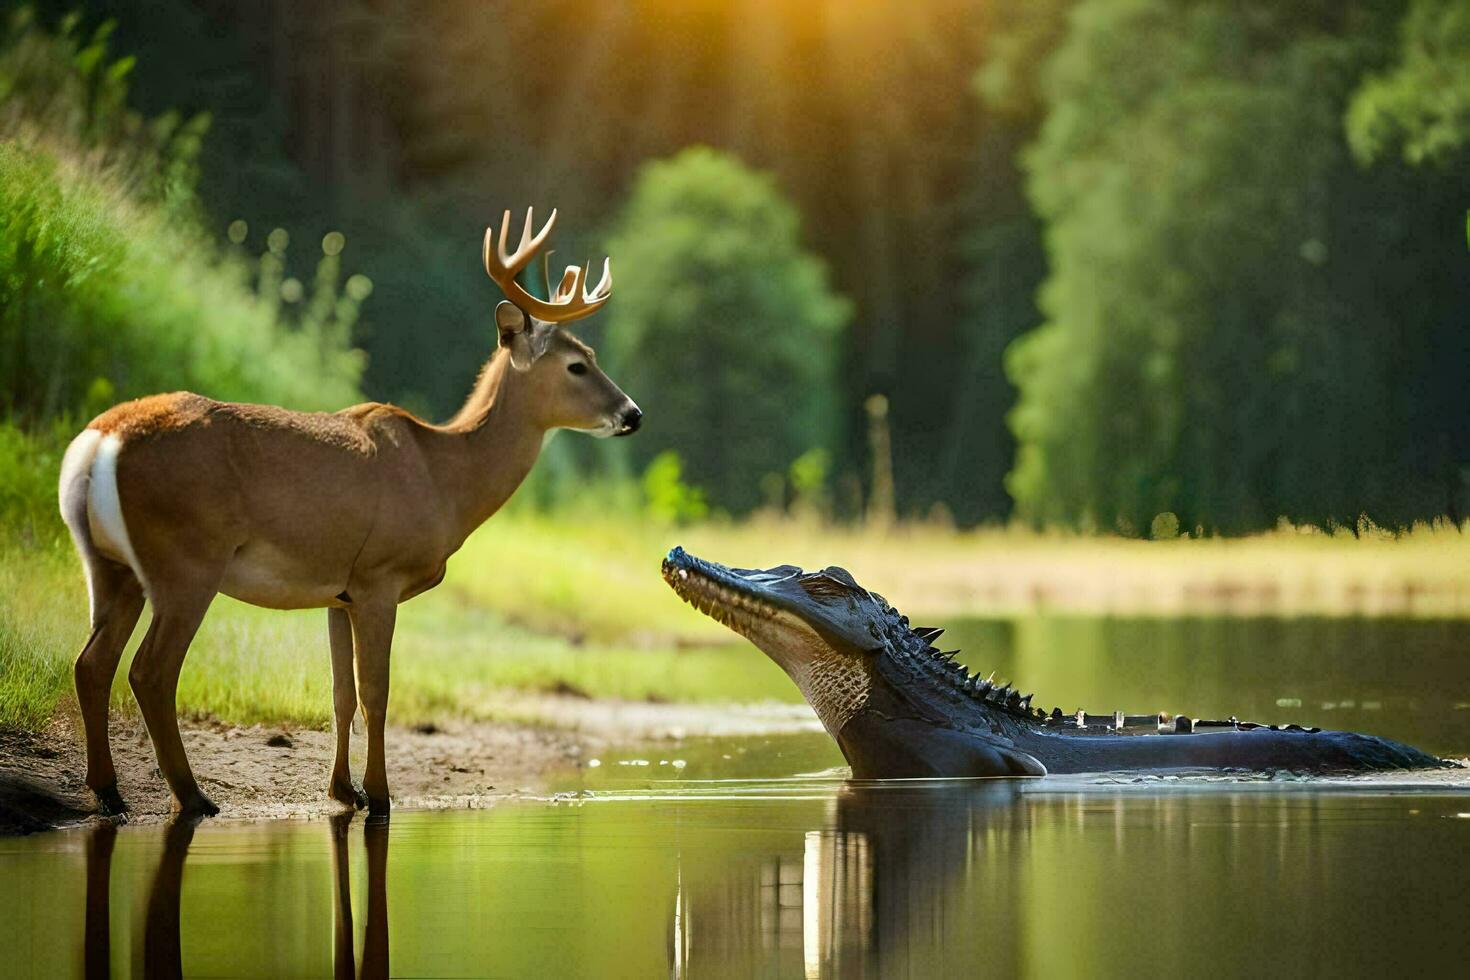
[82,813,390,978]
[330,813,390,980]
[669,781,1028,978]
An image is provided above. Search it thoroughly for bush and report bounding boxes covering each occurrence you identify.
[641,450,708,525]
[0,419,72,546]
[0,10,365,422]
[602,147,850,513]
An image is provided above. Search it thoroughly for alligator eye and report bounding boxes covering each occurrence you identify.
[819,566,860,588]
[799,574,854,601]
[568,362,588,376]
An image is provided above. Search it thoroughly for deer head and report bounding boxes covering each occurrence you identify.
[483,209,640,437]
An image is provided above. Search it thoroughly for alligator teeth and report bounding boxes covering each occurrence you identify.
[1018,693,1033,711]
[913,627,944,642]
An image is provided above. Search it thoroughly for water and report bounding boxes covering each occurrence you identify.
[4,615,1469,977]
[917,616,1470,756]
[3,775,1469,977]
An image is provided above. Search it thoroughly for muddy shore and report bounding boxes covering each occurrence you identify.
[0,698,821,833]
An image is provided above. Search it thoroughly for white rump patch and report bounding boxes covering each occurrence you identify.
[58,429,103,619]
[87,434,146,591]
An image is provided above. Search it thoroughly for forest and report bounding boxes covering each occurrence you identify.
[3,0,1469,538]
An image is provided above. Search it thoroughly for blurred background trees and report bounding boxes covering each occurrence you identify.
[603,148,849,514]
[1005,0,1470,533]
[3,0,1468,534]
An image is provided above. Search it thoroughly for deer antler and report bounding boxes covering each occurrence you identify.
[483,209,611,323]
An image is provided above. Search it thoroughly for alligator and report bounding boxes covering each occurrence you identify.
[661,547,1451,777]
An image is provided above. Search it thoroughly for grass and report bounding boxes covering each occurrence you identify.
[453,509,1470,637]
[4,508,1468,735]
[0,524,801,734]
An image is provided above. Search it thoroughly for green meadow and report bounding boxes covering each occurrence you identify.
[6,502,1470,733]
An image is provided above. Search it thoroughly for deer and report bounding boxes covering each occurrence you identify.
[57,209,640,817]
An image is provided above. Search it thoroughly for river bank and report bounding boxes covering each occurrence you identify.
[0,697,821,833]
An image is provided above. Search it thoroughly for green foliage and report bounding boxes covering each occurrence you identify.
[0,141,365,419]
[975,0,1077,121]
[787,448,832,519]
[0,12,365,422]
[0,7,207,211]
[1348,0,1470,166]
[1006,0,1468,533]
[641,450,708,525]
[1149,511,1181,540]
[603,148,850,513]
[0,419,72,545]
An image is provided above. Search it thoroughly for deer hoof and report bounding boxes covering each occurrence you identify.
[367,794,391,818]
[94,784,128,818]
[329,779,369,810]
[175,791,220,818]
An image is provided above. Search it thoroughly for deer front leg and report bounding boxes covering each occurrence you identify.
[348,601,397,816]
[327,608,367,809]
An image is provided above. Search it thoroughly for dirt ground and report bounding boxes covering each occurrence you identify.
[0,698,821,833]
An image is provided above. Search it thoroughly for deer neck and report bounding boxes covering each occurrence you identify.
[426,351,548,542]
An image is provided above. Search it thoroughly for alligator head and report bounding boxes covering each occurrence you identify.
[661,546,1450,779]
[661,546,1049,778]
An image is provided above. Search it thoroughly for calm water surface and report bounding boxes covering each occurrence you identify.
[906,615,1470,756]
[4,772,1469,977]
[4,616,1469,978]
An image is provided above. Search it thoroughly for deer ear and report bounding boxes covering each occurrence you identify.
[495,300,526,335]
[496,301,534,370]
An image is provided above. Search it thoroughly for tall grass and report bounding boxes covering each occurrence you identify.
[0,140,365,420]
[0,527,797,734]
[0,11,365,422]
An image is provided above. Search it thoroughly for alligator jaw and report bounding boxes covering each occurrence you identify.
[660,548,814,656]
[662,547,878,736]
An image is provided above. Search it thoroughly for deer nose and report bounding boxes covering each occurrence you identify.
[616,405,642,436]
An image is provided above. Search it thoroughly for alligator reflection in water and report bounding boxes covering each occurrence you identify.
[82,814,390,978]
[670,781,1027,977]
[663,779,1470,977]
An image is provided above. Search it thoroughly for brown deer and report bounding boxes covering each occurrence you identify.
[57,209,640,817]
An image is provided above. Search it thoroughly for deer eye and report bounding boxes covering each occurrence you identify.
[567,362,588,376]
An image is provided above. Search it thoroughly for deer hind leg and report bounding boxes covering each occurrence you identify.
[128,578,219,817]
[327,608,367,809]
[74,559,145,816]
[348,601,397,816]
[329,812,357,978]
[361,815,391,976]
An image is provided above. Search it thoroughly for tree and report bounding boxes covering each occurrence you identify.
[1348,0,1470,167]
[1006,0,1468,533]
[602,148,850,513]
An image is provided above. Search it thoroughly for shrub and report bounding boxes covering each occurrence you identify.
[602,147,850,513]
